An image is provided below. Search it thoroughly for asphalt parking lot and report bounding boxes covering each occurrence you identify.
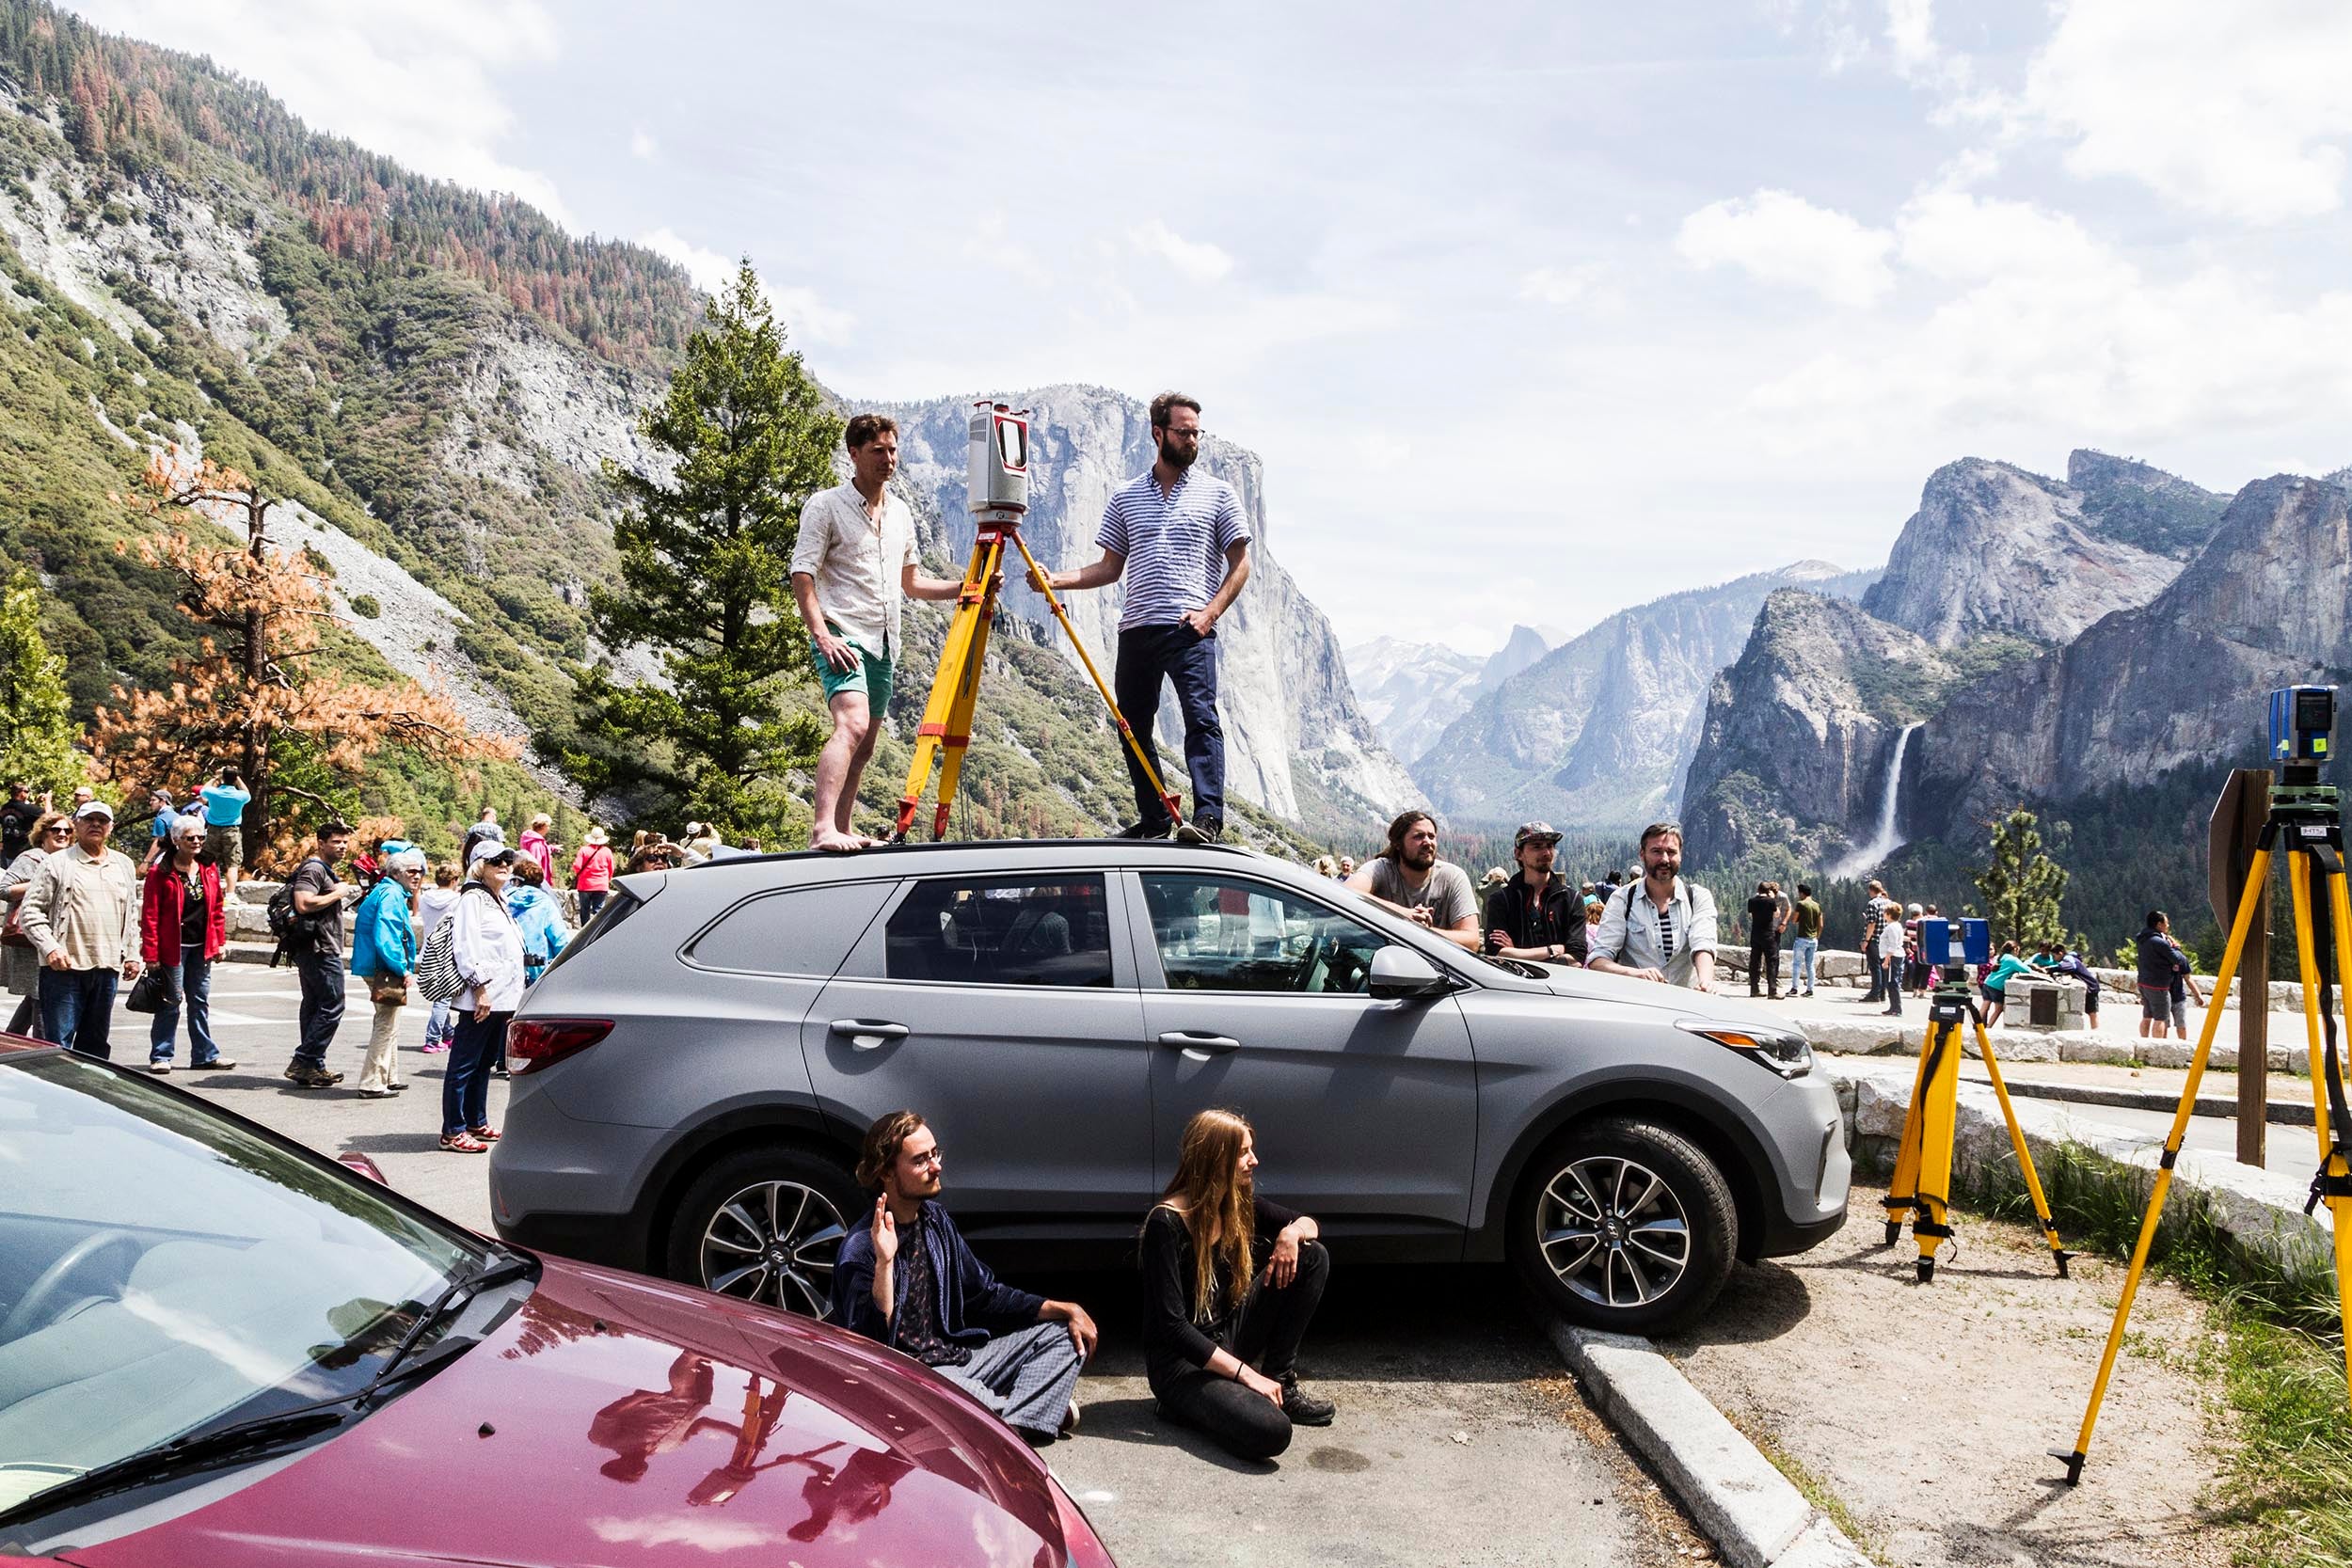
[76,960,1700,1568]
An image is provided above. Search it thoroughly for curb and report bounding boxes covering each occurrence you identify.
[1535,1313,1872,1568]
[1985,1075,2313,1128]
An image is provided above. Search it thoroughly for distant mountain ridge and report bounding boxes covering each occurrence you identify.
[1343,624,1549,769]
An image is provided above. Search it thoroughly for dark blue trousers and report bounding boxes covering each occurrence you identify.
[1113,624,1226,831]
[40,967,117,1058]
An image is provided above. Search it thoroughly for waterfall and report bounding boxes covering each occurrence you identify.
[1829,721,1921,879]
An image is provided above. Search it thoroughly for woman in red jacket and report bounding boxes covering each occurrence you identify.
[570,825,616,925]
[141,815,232,1072]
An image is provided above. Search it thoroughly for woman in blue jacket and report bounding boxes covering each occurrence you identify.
[352,847,425,1098]
[506,857,571,987]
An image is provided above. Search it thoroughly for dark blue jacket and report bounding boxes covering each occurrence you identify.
[826,1200,1043,1353]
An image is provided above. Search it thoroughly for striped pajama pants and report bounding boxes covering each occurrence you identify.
[931,1321,1084,1440]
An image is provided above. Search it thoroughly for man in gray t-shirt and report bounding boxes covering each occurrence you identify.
[1343,810,1480,951]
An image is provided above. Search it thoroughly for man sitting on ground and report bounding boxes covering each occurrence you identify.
[1344,809,1480,951]
[827,1111,1099,1445]
[1483,821,1586,966]
[1587,821,1718,990]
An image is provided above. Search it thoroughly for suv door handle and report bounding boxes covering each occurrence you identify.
[830,1020,910,1051]
[1157,1030,1240,1061]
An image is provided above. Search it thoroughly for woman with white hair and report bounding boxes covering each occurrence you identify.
[351,844,426,1097]
[137,812,233,1072]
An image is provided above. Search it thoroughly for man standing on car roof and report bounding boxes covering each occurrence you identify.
[1042,391,1251,847]
[829,1110,1099,1445]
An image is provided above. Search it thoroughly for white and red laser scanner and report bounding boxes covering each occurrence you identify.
[966,402,1029,527]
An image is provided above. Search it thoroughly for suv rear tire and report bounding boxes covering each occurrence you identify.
[1509,1117,1737,1334]
[665,1147,862,1318]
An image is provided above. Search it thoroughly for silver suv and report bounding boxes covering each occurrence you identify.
[489,842,1849,1332]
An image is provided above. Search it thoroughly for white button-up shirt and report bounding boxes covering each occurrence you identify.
[789,483,919,657]
[1593,877,1719,989]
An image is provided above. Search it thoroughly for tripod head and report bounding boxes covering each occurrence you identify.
[2269,684,2337,789]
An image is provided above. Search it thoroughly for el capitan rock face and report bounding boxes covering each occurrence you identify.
[1906,473,2352,837]
[1861,457,2185,650]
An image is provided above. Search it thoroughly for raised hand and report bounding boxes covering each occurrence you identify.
[871,1196,898,1267]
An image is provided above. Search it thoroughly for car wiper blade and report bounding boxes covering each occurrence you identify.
[0,1407,347,1526]
[0,1256,532,1528]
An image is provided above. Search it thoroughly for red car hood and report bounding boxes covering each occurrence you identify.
[60,1258,1070,1568]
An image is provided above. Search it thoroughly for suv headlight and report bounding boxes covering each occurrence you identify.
[1676,1018,1815,1079]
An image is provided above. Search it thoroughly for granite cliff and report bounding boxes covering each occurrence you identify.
[1343,624,1549,769]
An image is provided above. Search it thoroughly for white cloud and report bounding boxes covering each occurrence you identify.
[1883,0,1938,79]
[62,0,569,223]
[2006,0,2352,224]
[1518,263,1604,307]
[629,126,657,161]
[639,228,854,347]
[1127,219,1234,284]
[1675,189,1895,308]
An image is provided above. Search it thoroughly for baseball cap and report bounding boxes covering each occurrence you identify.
[468,841,518,870]
[1514,820,1562,847]
[73,800,114,821]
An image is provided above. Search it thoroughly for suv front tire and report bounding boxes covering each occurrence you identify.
[665,1147,863,1318]
[1510,1117,1737,1334]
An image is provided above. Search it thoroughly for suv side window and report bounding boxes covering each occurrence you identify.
[1139,874,1386,995]
[688,881,896,976]
[883,876,1113,988]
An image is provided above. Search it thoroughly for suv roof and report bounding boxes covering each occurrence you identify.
[672,838,1289,874]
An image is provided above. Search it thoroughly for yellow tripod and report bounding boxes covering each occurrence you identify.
[2055,780,2352,1484]
[892,515,1182,842]
[1883,983,2073,1282]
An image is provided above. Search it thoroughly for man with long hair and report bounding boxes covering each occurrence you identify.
[1344,809,1480,951]
[1139,1108,1333,1461]
[826,1111,1099,1445]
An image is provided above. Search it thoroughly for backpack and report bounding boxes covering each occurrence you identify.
[267,857,334,949]
[414,884,498,1003]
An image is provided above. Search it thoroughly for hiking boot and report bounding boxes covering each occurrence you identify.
[284,1063,343,1088]
[1113,818,1173,840]
[1279,1374,1334,1426]
[1174,818,1224,846]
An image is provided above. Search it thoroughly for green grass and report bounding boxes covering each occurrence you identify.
[1724,1412,1885,1564]
[1954,1143,2350,1567]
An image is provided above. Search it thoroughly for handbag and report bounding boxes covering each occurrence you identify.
[124,963,172,1014]
[368,974,409,1006]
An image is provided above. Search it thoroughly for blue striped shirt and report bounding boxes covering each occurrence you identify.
[1096,468,1250,631]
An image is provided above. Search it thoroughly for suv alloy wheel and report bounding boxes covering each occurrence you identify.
[1509,1116,1737,1334]
[665,1148,863,1317]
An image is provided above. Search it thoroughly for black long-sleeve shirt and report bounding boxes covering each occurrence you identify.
[1139,1194,1300,1388]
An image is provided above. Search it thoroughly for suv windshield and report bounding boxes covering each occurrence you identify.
[0,1053,495,1517]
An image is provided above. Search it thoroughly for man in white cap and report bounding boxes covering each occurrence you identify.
[20,799,142,1057]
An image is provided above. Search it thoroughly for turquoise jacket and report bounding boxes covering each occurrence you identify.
[506,882,571,965]
[352,878,418,979]
[1982,953,2035,995]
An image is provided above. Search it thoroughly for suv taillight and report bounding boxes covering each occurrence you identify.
[508,1018,613,1074]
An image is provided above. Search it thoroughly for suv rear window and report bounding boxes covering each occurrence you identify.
[539,886,642,977]
[883,876,1112,988]
[689,881,896,976]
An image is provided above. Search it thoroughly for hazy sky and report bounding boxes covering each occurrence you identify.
[61,1,2352,653]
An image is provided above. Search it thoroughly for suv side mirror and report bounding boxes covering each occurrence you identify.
[1369,943,1449,1000]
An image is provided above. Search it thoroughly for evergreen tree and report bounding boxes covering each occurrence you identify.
[0,569,79,794]
[553,263,837,838]
[1973,807,2069,952]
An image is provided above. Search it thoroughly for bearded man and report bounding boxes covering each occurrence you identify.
[1344,809,1481,951]
[1043,391,1251,845]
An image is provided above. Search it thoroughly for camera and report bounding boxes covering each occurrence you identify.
[1922,917,1989,969]
[2269,685,2336,768]
[966,401,1029,523]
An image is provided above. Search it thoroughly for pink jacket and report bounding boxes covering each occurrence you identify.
[570,843,614,893]
[519,829,555,881]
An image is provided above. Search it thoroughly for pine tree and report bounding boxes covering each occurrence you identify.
[552,262,838,838]
[1973,807,2069,952]
[0,570,79,795]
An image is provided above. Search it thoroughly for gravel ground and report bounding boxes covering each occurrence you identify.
[1661,1188,2241,1568]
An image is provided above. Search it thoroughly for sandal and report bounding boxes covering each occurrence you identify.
[439,1132,488,1154]
[469,1125,501,1142]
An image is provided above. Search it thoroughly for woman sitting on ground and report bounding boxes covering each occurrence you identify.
[1139,1108,1334,1462]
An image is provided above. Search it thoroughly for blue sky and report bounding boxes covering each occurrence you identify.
[63,1,2352,652]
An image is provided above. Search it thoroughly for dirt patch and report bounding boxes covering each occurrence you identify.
[1660,1188,2242,1568]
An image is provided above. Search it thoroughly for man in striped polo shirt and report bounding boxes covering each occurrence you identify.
[1044,391,1251,843]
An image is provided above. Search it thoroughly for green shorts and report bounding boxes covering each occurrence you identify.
[811,626,893,707]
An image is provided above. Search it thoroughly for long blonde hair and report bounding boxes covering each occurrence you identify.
[1154,1108,1255,1324]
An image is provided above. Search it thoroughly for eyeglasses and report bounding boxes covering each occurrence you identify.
[42,827,71,837]
[1159,428,1204,442]
[907,1148,946,1169]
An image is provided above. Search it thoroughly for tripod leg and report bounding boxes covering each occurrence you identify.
[1973,1012,2072,1275]
[1883,1034,1936,1244]
[896,539,996,840]
[1009,531,1184,827]
[1913,1019,1963,1282]
[2292,857,2352,1405]
[929,539,1002,840]
[2058,842,2274,1483]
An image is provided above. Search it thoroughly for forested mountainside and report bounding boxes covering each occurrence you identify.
[0,0,1385,847]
